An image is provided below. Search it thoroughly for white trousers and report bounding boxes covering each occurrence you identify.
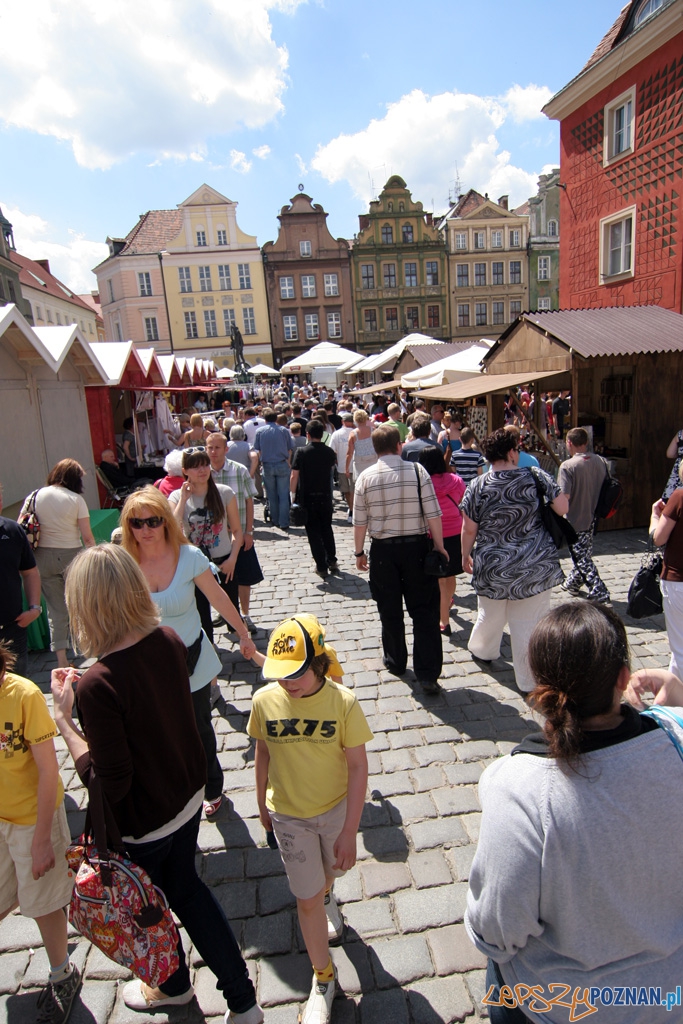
[660,579,683,677]
[468,589,551,692]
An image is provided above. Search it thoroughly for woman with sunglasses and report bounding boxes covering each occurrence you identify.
[121,487,254,818]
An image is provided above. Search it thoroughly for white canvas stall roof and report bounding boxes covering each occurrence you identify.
[156,355,177,386]
[32,324,109,384]
[249,363,279,374]
[280,341,359,372]
[352,333,444,374]
[85,341,135,384]
[185,357,197,379]
[336,352,365,371]
[412,369,568,402]
[0,304,65,372]
[351,379,404,395]
[400,343,491,388]
[135,347,159,377]
[216,367,237,378]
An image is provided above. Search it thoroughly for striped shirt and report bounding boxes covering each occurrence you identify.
[451,447,486,483]
[353,454,442,540]
[211,459,257,530]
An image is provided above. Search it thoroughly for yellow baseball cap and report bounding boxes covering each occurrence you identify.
[262,615,342,680]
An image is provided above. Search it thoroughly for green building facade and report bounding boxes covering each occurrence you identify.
[527,169,561,312]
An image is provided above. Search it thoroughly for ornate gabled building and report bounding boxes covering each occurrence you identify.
[0,208,33,323]
[528,169,561,312]
[439,190,529,341]
[262,192,354,366]
[543,0,683,311]
[351,176,449,352]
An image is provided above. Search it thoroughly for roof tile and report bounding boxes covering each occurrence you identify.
[10,252,94,313]
[508,306,683,358]
[120,209,184,255]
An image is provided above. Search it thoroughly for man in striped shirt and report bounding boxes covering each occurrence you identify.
[353,424,448,695]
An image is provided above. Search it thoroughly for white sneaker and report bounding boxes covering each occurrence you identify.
[122,979,194,1010]
[301,968,336,1024]
[226,1004,265,1024]
[324,890,344,944]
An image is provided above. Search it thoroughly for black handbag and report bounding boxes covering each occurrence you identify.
[626,551,663,619]
[414,466,451,577]
[530,469,578,550]
[290,503,308,526]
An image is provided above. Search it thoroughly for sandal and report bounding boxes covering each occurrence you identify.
[203,795,223,818]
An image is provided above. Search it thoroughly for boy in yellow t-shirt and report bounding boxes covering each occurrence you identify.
[247,616,372,1024]
[0,642,80,1023]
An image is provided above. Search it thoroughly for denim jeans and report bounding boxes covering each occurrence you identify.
[262,461,291,529]
[484,959,532,1023]
[126,808,257,1013]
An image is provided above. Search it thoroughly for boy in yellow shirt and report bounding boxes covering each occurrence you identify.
[0,642,80,1023]
[247,616,372,1024]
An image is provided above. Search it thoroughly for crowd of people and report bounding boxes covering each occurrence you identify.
[3,378,683,1024]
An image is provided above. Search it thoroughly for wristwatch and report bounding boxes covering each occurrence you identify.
[245,531,253,536]
[29,605,42,611]
[354,550,365,558]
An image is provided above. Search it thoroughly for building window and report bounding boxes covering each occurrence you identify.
[474,231,485,249]
[243,307,256,334]
[425,261,439,286]
[381,225,393,244]
[47,309,53,323]
[474,263,486,287]
[510,261,522,285]
[510,300,522,318]
[114,320,122,341]
[405,306,419,330]
[185,311,198,339]
[301,275,316,298]
[300,240,312,257]
[635,0,663,25]
[491,230,502,248]
[404,263,418,287]
[455,232,467,250]
[383,264,396,288]
[217,229,227,245]
[204,309,218,338]
[537,297,552,310]
[604,88,635,164]
[547,220,558,237]
[223,308,236,334]
[457,304,470,327]
[199,266,212,292]
[324,273,339,296]
[107,279,115,303]
[475,303,487,326]
[456,265,469,288]
[492,302,505,325]
[218,265,232,290]
[138,272,152,296]
[144,316,159,341]
[238,264,251,289]
[279,276,294,299]
[304,313,319,340]
[492,262,504,286]
[361,265,375,289]
[386,307,398,331]
[399,202,405,212]
[196,230,207,247]
[56,312,62,325]
[387,201,393,212]
[35,304,43,320]
[509,230,521,247]
[427,305,439,328]
[178,267,192,293]
[538,257,551,281]
[600,207,635,279]
[327,312,342,338]
[283,315,298,341]
[402,224,413,244]
[364,309,378,333]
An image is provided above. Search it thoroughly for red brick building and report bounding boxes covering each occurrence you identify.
[543,0,683,312]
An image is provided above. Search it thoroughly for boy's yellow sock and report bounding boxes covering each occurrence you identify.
[314,957,335,983]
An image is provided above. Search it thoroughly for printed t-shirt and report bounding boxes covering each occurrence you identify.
[32,486,89,548]
[247,679,373,818]
[0,673,64,825]
[169,483,236,560]
[662,488,683,582]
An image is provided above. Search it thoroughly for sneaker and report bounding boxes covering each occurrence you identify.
[226,1004,265,1024]
[301,968,336,1024]
[36,965,82,1023]
[122,979,194,1011]
[324,890,345,944]
[419,680,441,695]
[314,567,328,579]
[243,615,258,634]
[327,560,340,573]
[346,511,353,523]
[560,581,582,597]
[588,592,611,605]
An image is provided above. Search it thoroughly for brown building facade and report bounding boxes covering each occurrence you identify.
[263,193,354,367]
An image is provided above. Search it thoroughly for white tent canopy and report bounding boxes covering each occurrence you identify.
[215,367,237,379]
[353,333,442,374]
[280,342,360,372]
[248,363,279,375]
[400,343,492,388]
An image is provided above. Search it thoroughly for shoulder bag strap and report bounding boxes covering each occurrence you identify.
[641,706,683,763]
[413,464,424,527]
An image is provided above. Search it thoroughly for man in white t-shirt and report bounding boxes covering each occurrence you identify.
[330,413,355,520]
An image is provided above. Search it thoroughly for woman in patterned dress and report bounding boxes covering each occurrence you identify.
[460,429,568,693]
[663,429,683,501]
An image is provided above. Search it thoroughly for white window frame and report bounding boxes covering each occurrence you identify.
[635,0,663,28]
[144,316,159,341]
[327,312,342,338]
[492,261,504,286]
[185,311,198,339]
[509,230,521,248]
[474,231,485,250]
[538,256,551,281]
[383,264,397,288]
[280,276,295,299]
[509,261,522,285]
[474,263,486,287]
[243,307,256,335]
[196,229,207,247]
[223,308,236,334]
[604,87,636,166]
[491,230,502,248]
[301,275,316,298]
[547,220,558,238]
[475,302,487,326]
[238,264,251,290]
[217,229,227,246]
[283,315,298,341]
[324,273,339,297]
[199,266,212,292]
[456,264,469,288]
[218,265,232,290]
[457,304,470,328]
[492,302,505,325]
[537,298,552,310]
[361,265,375,290]
[304,313,319,340]
[404,262,418,288]
[455,232,467,251]
[204,309,218,338]
[599,206,636,282]
[138,272,152,297]
[425,261,439,286]
[178,267,192,293]
[300,240,312,257]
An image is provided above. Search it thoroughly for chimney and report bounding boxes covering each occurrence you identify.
[35,258,51,274]
[498,195,509,210]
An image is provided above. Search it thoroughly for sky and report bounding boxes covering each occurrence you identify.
[0,0,623,295]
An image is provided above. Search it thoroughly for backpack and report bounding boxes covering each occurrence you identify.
[18,489,41,549]
[594,460,623,520]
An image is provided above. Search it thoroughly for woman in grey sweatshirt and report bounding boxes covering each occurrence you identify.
[466,602,683,1024]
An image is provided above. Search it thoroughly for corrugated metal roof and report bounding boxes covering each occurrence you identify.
[404,343,469,367]
[504,306,683,358]
[413,369,567,402]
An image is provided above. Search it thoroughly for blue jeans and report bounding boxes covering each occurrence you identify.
[126,808,257,1013]
[485,959,532,1023]
[263,461,291,529]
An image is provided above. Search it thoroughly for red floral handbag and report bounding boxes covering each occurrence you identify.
[66,773,179,987]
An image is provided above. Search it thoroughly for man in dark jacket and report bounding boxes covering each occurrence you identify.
[290,420,338,579]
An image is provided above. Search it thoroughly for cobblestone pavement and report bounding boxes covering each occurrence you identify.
[0,499,669,1024]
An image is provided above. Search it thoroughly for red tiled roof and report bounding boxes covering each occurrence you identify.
[580,3,632,73]
[513,200,530,216]
[499,306,683,358]
[448,189,487,218]
[10,251,93,312]
[120,209,184,255]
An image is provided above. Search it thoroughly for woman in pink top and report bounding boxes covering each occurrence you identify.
[155,449,184,497]
[418,447,466,636]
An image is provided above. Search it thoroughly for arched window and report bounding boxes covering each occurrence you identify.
[387,201,393,211]
[635,0,663,25]
[547,220,558,237]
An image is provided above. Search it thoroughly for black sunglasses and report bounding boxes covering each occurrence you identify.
[129,516,165,530]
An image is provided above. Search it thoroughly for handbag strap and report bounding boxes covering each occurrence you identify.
[529,467,547,510]
[86,770,126,874]
[641,706,683,763]
[413,464,425,527]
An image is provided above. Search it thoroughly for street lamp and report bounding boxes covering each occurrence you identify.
[157,250,174,354]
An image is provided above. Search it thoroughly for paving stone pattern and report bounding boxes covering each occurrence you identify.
[1,502,668,1023]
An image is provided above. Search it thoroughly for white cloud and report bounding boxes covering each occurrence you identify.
[312,86,552,211]
[2,202,108,292]
[295,153,308,175]
[0,0,301,169]
[252,144,271,159]
[502,84,554,123]
[230,149,252,174]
